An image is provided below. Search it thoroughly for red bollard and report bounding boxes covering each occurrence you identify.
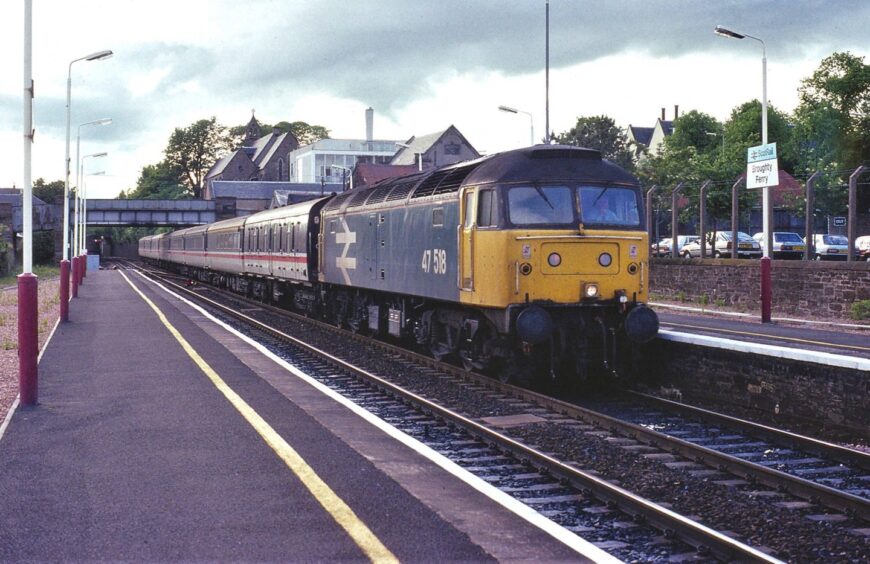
[82,252,87,279]
[72,257,79,298]
[78,255,84,285]
[760,256,772,323]
[60,259,70,321]
[18,272,39,406]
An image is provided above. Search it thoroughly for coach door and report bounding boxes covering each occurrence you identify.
[459,189,474,291]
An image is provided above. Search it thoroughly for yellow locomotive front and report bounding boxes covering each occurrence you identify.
[455,148,658,382]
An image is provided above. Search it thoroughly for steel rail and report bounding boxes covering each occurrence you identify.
[125,261,782,562]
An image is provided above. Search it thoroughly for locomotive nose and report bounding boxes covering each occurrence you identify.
[624,305,659,343]
[516,305,554,344]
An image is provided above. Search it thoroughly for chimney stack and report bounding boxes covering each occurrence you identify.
[661,107,666,121]
[674,105,679,120]
[365,107,374,142]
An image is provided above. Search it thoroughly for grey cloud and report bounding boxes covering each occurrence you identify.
[198,0,869,117]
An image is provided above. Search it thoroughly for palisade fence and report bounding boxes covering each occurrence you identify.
[646,165,869,262]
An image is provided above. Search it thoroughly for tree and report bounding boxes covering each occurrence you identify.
[128,160,187,200]
[164,117,232,198]
[32,178,65,204]
[228,119,329,148]
[554,115,635,170]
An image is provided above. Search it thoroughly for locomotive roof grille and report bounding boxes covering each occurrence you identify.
[362,183,395,205]
[384,179,420,202]
[322,191,354,212]
[411,162,480,198]
[345,188,371,208]
[530,147,601,160]
[411,169,451,198]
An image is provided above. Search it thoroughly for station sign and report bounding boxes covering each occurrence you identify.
[746,142,779,189]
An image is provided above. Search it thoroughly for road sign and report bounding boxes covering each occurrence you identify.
[833,216,846,227]
[746,142,779,189]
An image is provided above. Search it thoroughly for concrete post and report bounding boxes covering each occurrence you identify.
[731,178,743,258]
[670,183,684,258]
[847,166,867,263]
[804,171,820,260]
[699,180,711,259]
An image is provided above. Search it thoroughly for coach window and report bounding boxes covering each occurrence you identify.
[477,189,498,227]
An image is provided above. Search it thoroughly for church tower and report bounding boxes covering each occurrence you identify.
[243,110,262,147]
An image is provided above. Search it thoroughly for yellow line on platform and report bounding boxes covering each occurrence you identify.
[119,271,398,564]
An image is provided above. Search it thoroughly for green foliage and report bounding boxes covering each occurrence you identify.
[554,115,635,170]
[850,300,870,321]
[32,178,65,204]
[33,231,55,265]
[164,117,232,199]
[697,294,710,306]
[128,161,187,200]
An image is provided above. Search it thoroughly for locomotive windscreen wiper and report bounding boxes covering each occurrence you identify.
[534,186,555,209]
[591,186,610,204]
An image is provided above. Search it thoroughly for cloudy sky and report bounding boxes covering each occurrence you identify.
[1,0,868,198]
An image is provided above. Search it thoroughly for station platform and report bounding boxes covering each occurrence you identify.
[0,269,600,562]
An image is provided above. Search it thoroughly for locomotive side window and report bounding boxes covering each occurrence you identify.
[578,186,641,226]
[432,208,444,227]
[463,192,474,228]
[477,189,499,227]
[507,186,573,226]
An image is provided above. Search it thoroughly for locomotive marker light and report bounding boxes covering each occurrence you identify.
[598,252,613,267]
[547,252,561,267]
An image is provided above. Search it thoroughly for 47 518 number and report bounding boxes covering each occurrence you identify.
[421,248,447,274]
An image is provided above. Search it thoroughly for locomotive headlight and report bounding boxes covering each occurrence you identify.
[584,283,599,298]
[598,252,612,267]
[547,252,562,267]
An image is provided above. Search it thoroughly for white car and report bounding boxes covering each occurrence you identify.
[682,231,761,258]
[811,234,849,261]
[856,235,870,262]
[751,231,805,260]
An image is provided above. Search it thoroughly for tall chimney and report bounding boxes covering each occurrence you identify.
[674,104,679,120]
[365,107,374,142]
[661,107,665,121]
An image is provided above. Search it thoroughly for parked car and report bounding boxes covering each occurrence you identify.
[751,231,806,259]
[855,235,870,262]
[652,236,699,257]
[681,231,762,259]
[811,234,850,260]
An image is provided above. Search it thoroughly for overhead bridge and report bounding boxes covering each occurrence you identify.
[85,199,216,227]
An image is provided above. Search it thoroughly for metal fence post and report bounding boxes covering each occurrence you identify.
[847,165,867,263]
[699,180,711,259]
[804,171,820,260]
[670,183,684,258]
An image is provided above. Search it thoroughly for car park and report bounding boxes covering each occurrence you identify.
[811,234,850,260]
[855,235,870,261]
[652,236,699,257]
[681,231,762,259]
[751,231,805,259]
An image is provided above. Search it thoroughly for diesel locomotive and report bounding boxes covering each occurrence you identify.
[140,144,658,384]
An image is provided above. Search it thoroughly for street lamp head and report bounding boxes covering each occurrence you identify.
[713,25,744,40]
[86,152,108,159]
[94,118,112,126]
[498,105,519,114]
[85,49,113,61]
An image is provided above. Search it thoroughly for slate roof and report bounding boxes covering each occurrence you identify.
[628,126,654,146]
[659,120,674,135]
[270,185,343,208]
[260,133,290,166]
[250,133,278,164]
[0,192,47,206]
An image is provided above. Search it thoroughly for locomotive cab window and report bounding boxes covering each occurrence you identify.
[507,185,573,226]
[578,186,641,227]
[477,189,499,228]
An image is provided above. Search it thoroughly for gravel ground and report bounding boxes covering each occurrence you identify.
[0,277,61,420]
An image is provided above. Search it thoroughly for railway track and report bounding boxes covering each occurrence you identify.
[122,259,869,561]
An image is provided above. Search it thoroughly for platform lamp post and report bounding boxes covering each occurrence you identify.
[498,105,535,146]
[713,25,770,258]
[20,0,39,405]
[62,50,112,312]
[81,170,105,274]
[74,152,106,286]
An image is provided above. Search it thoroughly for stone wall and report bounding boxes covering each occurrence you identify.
[640,340,869,438]
[650,258,870,319]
